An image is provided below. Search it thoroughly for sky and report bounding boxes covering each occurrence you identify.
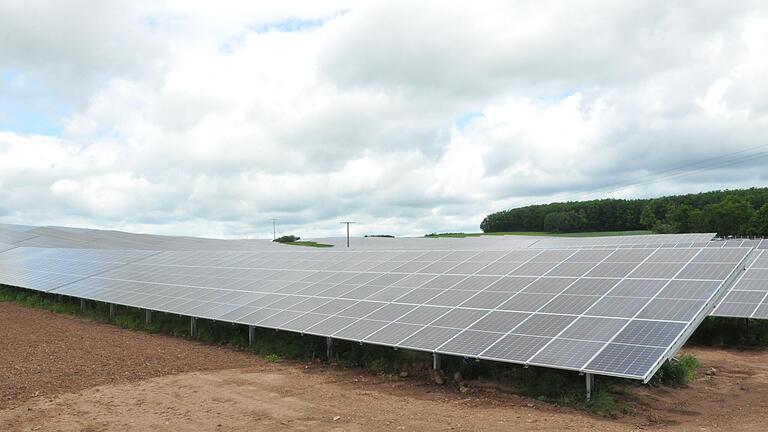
[1,0,768,239]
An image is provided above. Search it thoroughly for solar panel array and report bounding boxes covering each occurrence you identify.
[0,244,743,381]
[1,223,720,252]
[0,229,37,244]
[0,223,762,382]
[0,242,15,253]
[0,224,281,251]
[530,233,717,249]
[706,239,763,249]
[307,233,718,250]
[712,249,768,319]
[0,247,158,292]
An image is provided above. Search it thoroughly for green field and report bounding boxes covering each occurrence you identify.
[425,230,653,238]
[283,241,334,248]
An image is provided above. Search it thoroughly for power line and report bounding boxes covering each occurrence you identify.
[510,143,768,209]
[340,221,355,248]
[582,143,768,195]
[270,218,278,241]
[570,149,768,202]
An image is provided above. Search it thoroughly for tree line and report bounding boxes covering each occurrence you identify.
[480,187,768,237]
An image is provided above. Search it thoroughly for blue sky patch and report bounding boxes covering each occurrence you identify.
[454,112,484,130]
[254,17,329,34]
[219,12,348,54]
[0,105,64,135]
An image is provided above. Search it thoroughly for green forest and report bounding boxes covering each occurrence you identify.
[480,187,768,237]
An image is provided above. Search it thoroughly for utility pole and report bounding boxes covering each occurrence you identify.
[270,218,278,241]
[340,221,356,248]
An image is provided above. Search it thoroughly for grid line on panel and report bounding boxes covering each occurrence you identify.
[459,249,584,361]
[528,338,607,370]
[711,249,766,318]
[532,245,664,372]
[40,250,165,293]
[582,246,718,380]
[419,249,550,354]
[513,249,622,365]
[752,250,768,318]
[339,251,490,344]
[354,249,545,349]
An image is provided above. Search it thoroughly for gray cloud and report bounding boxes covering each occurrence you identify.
[1,1,767,239]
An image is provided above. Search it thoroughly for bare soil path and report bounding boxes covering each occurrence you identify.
[1,302,767,431]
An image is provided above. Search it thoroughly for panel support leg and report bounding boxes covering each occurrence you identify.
[433,353,442,371]
[145,309,152,325]
[585,373,594,401]
[109,303,116,320]
[190,317,197,337]
[326,337,333,362]
[80,299,85,314]
[248,325,256,346]
[745,318,750,340]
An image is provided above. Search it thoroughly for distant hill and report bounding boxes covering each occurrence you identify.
[481,187,768,237]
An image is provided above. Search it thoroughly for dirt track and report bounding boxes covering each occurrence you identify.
[1,302,768,431]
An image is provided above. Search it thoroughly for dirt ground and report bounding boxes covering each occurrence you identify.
[1,302,768,431]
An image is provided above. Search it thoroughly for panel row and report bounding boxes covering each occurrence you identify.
[52,276,691,379]
[0,245,750,382]
[712,250,768,319]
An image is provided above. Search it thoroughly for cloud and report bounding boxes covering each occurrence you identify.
[1,1,767,239]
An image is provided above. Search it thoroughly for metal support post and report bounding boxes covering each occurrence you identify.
[432,353,441,370]
[745,317,750,339]
[145,309,152,325]
[249,325,256,346]
[80,299,85,314]
[190,317,197,337]
[326,337,333,361]
[585,373,594,401]
[109,303,116,320]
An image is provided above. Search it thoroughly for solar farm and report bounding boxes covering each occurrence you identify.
[2,223,768,430]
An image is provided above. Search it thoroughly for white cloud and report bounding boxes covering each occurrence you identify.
[1,1,768,238]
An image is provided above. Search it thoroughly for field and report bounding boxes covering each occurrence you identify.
[2,302,768,431]
[284,240,334,248]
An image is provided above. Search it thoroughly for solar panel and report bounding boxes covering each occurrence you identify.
[0,230,38,244]
[529,338,606,370]
[712,249,768,318]
[0,240,750,383]
[531,233,716,249]
[0,242,16,253]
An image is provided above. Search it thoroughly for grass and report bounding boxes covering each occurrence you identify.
[2,284,700,418]
[283,241,333,248]
[425,230,653,238]
[650,354,700,386]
